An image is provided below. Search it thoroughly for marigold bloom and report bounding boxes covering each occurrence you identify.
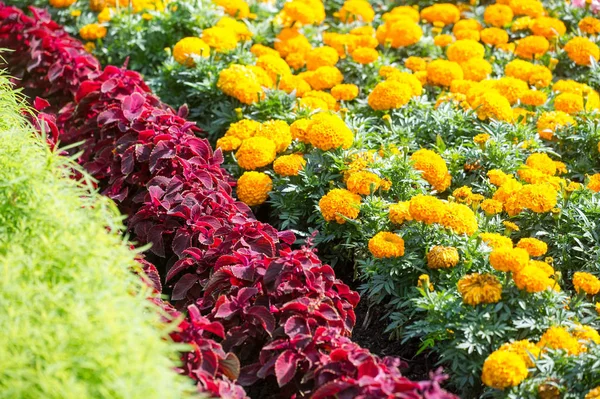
[481,199,504,215]
[236,171,272,206]
[298,96,329,111]
[521,90,547,106]
[427,59,463,87]
[409,195,447,225]
[499,340,541,367]
[481,351,528,389]
[251,44,280,58]
[346,171,381,195]
[460,58,492,82]
[319,188,361,223]
[579,17,600,35]
[515,35,549,59]
[509,0,544,17]
[531,17,566,38]
[516,238,548,257]
[368,232,405,258]
[79,23,107,41]
[586,387,600,399]
[480,232,513,249]
[256,54,291,81]
[376,19,423,48]
[337,0,374,23]
[411,149,451,192]
[480,27,509,46]
[305,66,343,90]
[216,17,253,41]
[275,28,312,58]
[420,3,460,25]
[202,27,238,52]
[564,37,600,66]
[405,56,427,72]
[516,183,558,214]
[386,72,423,97]
[538,326,582,355]
[255,120,292,153]
[279,74,311,97]
[306,113,354,151]
[514,263,556,292]
[484,4,514,27]
[441,202,478,235]
[554,92,584,115]
[351,47,379,64]
[173,37,210,66]
[389,201,413,224]
[434,34,454,47]
[588,173,600,192]
[218,64,271,104]
[235,137,276,170]
[214,0,250,19]
[493,77,529,105]
[331,84,359,101]
[573,324,600,345]
[306,46,339,71]
[225,119,261,141]
[290,118,310,142]
[273,154,306,176]
[368,81,412,111]
[536,111,576,140]
[458,273,502,306]
[490,247,529,273]
[526,153,557,176]
[447,39,485,63]
[573,272,600,295]
[474,90,513,122]
[427,246,459,269]
[279,0,325,26]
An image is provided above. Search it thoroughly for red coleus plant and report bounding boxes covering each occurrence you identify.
[0,6,457,399]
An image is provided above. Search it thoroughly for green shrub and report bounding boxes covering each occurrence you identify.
[0,72,196,399]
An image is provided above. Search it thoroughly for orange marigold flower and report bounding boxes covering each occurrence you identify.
[433,34,454,47]
[579,17,600,35]
[427,59,463,87]
[516,237,548,257]
[336,0,374,23]
[480,232,513,249]
[573,272,600,295]
[306,46,339,71]
[554,92,584,115]
[290,118,310,143]
[79,23,107,41]
[376,18,422,48]
[411,149,452,192]
[441,202,478,235]
[447,39,485,63]
[351,47,379,64]
[526,153,557,175]
[319,188,361,223]
[217,64,271,104]
[458,273,503,306]
[235,137,276,170]
[368,232,405,258]
[368,80,413,111]
[405,56,427,72]
[588,173,600,193]
[389,201,413,224]
[346,171,381,195]
[509,0,544,18]
[427,245,459,269]
[536,111,576,140]
[513,263,556,292]
[279,74,311,97]
[214,0,250,19]
[173,37,210,66]
[490,247,529,273]
[420,3,460,25]
[564,37,600,66]
[306,113,354,150]
[521,90,547,106]
[409,194,447,225]
[254,120,291,153]
[538,326,582,355]
[50,0,76,7]
[515,35,549,59]
[202,27,238,52]
[499,340,541,367]
[236,171,272,206]
[484,4,514,27]
[460,58,492,82]
[273,154,306,176]
[480,27,509,46]
[305,66,344,90]
[331,84,359,101]
[256,54,291,81]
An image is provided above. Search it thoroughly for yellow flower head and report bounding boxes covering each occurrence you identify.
[513,263,556,293]
[236,171,272,206]
[458,273,502,306]
[420,3,460,25]
[351,47,379,64]
[306,46,339,71]
[305,66,344,90]
[411,149,451,192]
[331,84,359,101]
[346,171,382,195]
[515,35,549,59]
[217,64,271,104]
[368,80,413,111]
[525,153,557,176]
[426,59,463,87]
[508,0,544,18]
[235,137,277,170]
[481,199,504,216]
[536,111,576,140]
[173,37,210,67]
[521,90,547,106]
[441,202,478,235]
[306,113,354,151]
[538,326,582,355]
[516,238,548,257]
[79,23,107,41]
[489,247,529,273]
[554,92,584,115]
[499,340,541,367]
[530,17,566,38]
[484,4,514,27]
[573,272,600,295]
[480,27,509,46]
[433,34,454,47]
[202,27,238,52]
[279,74,311,97]
[290,118,311,143]
[579,17,600,35]
[481,350,528,389]
[319,188,361,224]
[447,39,485,63]
[50,0,76,8]
[427,246,459,269]
[336,0,374,23]
[460,58,492,82]
[368,232,405,258]
[480,232,513,250]
[256,54,291,81]
[409,194,447,225]
[214,0,251,19]
[564,37,600,66]
[405,56,427,72]
[376,18,423,48]
[254,120,292,153]
[389,201,413,225]
[273,154,306,177]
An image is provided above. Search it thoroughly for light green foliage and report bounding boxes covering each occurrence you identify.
[0,72,196,399]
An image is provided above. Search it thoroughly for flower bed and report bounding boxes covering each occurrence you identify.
[0,4,454,399]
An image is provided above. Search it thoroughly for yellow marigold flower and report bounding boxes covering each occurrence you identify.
[201,27,238,52]
[389,201,413,224]
[306,113,354,151]
[474,90,513,122]
[499,340,541,367]
[79,23,107,41]
[579,17,600,35]
[427,59,463,87]
[172,37,209,67]
[235,137,276,170]
[528,65,552,88]
[453,19,483,34]
[482,350,528,389]
[511,16,533,32]
[417,274,434,292]
[336,0,374,23]
[433,34,454,47]
[274,28,312,58]
[514,263,556,292]
[480,27,509,46]
[386,72,423,97]
[420,3,460,25]
[256,54,291,81]
[351,47,379,64]
[279,74,311,97]
[509,0,544,17]
[319,188,361,223]
[254,120,291,153]
[405,56,427,72]
[216,136,242,151]
[378,66,399,78]
[285,52,306,70]
[50,0,76,7]
[442,202,478,235]
[368,232,405,258]
[303,90,337,110]
[409,194,447,225]
[516,238,547,257]
[251,44,280,58]
[306,46,339,71]
[526,153,557,176]
[382,5,420,23]
[553,79,587,95]
[452,186,473,203]
[376,18,423,48]
[536,111,576,140]
[473,134,491,146]
[290,118,310,143]
[427,246,459,269]
[493,180,522,210]
[484,4,513,27]
[516,183,558,213]
[305,66,343,90]
[481,199,504,215]
[521,90,547,106]
[225,119,261,141]
[368,80,413,111]
[71,9,82,17]
[278,0,325,26]
[455,29,480,41]
[515,35,549,59]
[450,79,477,94]
[331,84,359,101]
[572,324,600,345]
[480,232,513,249]
[216,17,252,41]
[587,387,600,399]
[564,37,600,66]
[538,326,582,355]
[411,149,451,192]
[236,171,272,206]
[505,59,534,82]
[588,173,600,192]
[97,7,113,23]
[84,42,96,53]
[458,273,503,306]
[554,92,584,115]
[490,247,529,273]
[217,64,271,104]
[273,154,306,177]
[346,171,381,195]
[460,58,492,82]
[447,39,485,63]
[531,17,566,38]
[214,0,250,19]
[493,77,529,105]
[414,70,428,85]
[503,221,520,232]
[573,272,600,295]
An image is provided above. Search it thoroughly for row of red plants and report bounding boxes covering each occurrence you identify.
[0,5,455,398]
